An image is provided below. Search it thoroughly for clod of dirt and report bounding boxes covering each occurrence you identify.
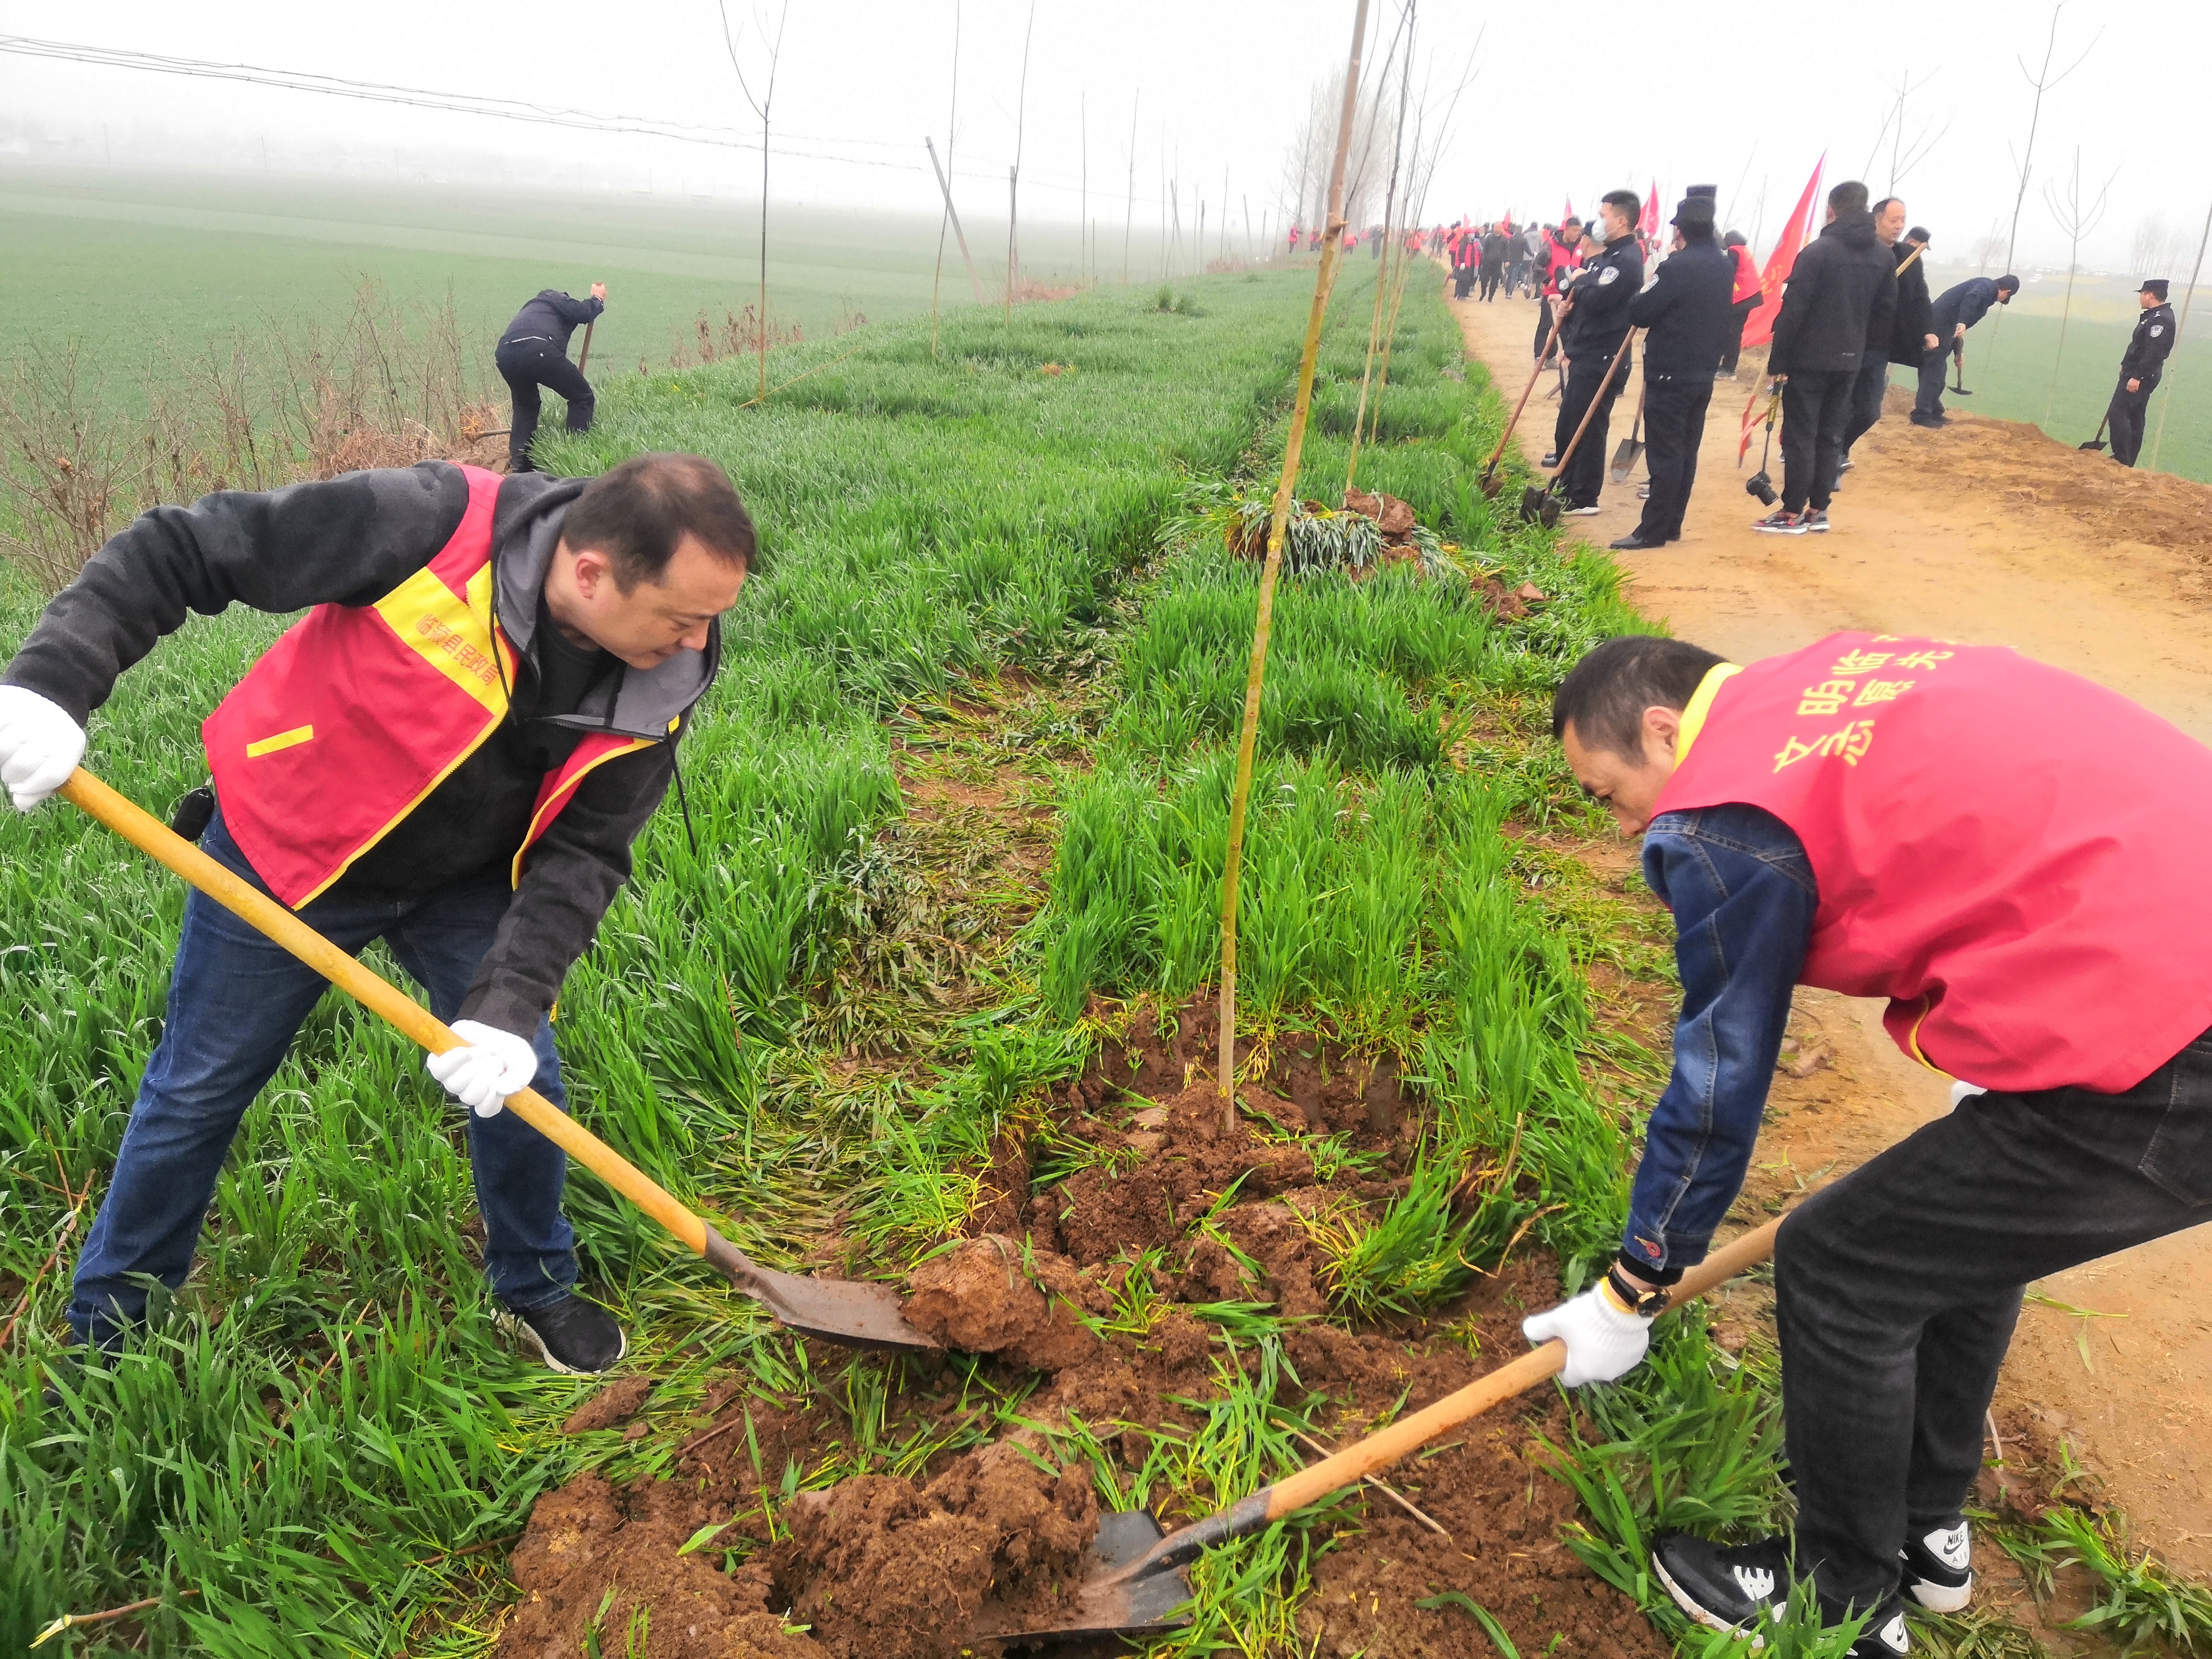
[900,1236,1104,1372]
[775,1440,1099,1659]
[1344,487,1418,537]
[560,1374,654,1435]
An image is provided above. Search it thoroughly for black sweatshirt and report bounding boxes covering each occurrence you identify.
[1,462,713,1038]
[498,290,605,354]
[1767,211,1896,376]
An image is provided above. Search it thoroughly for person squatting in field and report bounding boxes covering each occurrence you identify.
[0,452,758,1378]
[1533,631,2212,1659]
[497,283,606,472]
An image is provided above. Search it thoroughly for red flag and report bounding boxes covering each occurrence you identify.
[1740,156,1825,350]
[1563,196,1575,222]
[1739,380,1779,464]
[1640,181,1660,237]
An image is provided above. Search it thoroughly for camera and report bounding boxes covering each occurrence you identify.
[1745,470,1778,506]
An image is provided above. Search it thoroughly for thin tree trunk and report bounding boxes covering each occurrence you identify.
[1219,0,1372,1125]
[1122,94,1138,284]
[928,0,963,358]
[1005,0,1034,326]
[925,138,985,303]
[1346,0,1415,494]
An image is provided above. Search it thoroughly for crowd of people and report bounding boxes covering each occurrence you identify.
[1410,187,2181,540]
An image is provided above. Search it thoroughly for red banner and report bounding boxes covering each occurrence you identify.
[1563,196,1575,223]
[1740,157,1824,350]
[1640,182,1660,237]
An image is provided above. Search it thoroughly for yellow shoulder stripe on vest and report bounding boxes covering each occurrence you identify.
[1674,662,1743,762]
[373,562,508,716]
[244,724,315,759]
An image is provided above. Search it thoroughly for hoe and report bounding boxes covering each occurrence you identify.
[990,1214,1783,1644]
[60,769,937,1354]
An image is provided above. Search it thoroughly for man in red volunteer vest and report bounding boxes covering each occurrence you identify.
[0,452,755,1375]
[1525,632,2212,1657]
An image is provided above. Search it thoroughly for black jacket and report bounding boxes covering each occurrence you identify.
[2120,303,2177,384]
[1,463,716,1037]
[1562,235,1646,357]
[499,290,604,353]
[1885,244,1936,367]
[1767,210,1896,375]
[1928,278,2003,344]
[1629,239,1736,379]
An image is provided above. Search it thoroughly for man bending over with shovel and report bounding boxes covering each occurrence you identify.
[1527,632,2212,1658]
[0,452,755,1375]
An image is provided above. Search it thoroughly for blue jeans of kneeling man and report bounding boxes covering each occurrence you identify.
[69,805,576,1347]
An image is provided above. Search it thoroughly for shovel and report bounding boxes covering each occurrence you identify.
[2080,374,2127,451]
[577,317,596,374]
[1950,342,1972,396]
[995,1214,1785,1643]
[1477,306,1568,497]
[1610,382,1647,484]
[1522,328,1640,527]
[57,768,936,1354]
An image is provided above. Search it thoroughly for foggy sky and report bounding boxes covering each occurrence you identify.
[2,0,2202,272]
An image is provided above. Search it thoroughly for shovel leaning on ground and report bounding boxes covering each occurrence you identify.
[1477,307,1568,497]
[992,1212,1785,1643]
[1610,382,1647,484]
[1521,328,1642,529]
[2080,374,2128,451]
[58,768,936,1354]
[1950,341,1972,397]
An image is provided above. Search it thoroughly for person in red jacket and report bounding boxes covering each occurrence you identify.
[1529,631,2212,1658]
[1534,216,1585,363]
[0,454,757,1377]
[1720,229,1763,375]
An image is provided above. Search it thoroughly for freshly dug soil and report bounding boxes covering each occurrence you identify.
[561,1375,655,1435]
[496,998,1665,1657]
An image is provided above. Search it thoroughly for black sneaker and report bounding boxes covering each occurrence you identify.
[1804,509,1830,532]
[1899,1518,1972,1612]
[1909,413,1947,429]
[495,1293,627,1375]
[1848,1600,1912,1656]
[1541,451,1559,467]
[1654,1533,1792,1635]
[1839,457,1855,473]
[1752,508,1807,535]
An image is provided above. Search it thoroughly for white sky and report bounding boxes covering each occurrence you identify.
[2,0,2204,271]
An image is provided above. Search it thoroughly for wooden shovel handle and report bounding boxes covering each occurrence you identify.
[1257,1213,1783,1524]
[59,769,710,1257]
[1548,327,1642,482]
[1479,309,1566,482]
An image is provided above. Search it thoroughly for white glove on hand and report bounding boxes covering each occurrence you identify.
[1523,1282,1655,1387]
[425,1020,538,1117]
[0,685,86,811]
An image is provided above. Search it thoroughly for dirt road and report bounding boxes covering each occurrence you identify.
[1453,287,2212,1580]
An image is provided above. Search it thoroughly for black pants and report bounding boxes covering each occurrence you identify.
[1634,375,1713,541]
[2107,378,2155,466]
[496,341,595,472]
[1453,266,1477,300]
[1719,297,1759,376]
[1554,350,1627,509]
[1535,299,1558,360]
[1774,1026,2212,1614]
[1779,369,1853,513]
[1913,349,1951,422]
[1841,358,1890,455]
[1479,265,1503,301]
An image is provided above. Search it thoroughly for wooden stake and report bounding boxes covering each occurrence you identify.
[1218,0,1370,1128]
[925,137,986,305]
[928,0,963,358]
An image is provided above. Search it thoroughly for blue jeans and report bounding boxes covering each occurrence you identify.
[70,807,576,1346]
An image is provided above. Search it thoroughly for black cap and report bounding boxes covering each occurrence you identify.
[1685,183,1718,200]
[1672,194,1717,228]
[1906,226,1930,244]
[1996,274,2021,292]
[2141,278,2170,301]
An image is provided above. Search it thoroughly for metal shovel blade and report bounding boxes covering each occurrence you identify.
[703,1230,938,1352]
[1609,436,1643,484]
[1518,484,1549,523]
[2079,439,2107,452]
[982,1511,1194,1645]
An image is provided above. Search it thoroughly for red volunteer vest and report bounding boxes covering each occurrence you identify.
[204,465,657,908]
[1653,633,2212,1094]
[1728,244,1761,306]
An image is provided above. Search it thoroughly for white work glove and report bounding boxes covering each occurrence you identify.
[0,685,87,811]
[425,1020,538,1117]
[1523,1281,1655,1387]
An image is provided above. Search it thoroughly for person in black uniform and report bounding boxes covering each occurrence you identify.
[1552,191,1647,514]
[2107,279,2177,468]
[1611,189,1734,552]
[497,283,607,472]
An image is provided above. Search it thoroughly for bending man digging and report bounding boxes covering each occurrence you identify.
[1525,632,2212,1658]
[0,452,756,1375]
